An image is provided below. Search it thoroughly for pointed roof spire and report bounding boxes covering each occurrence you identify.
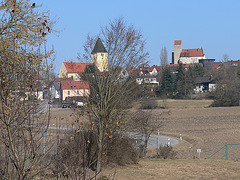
[91,38,107,54]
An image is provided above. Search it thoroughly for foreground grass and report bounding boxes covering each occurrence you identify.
[103,159,240,179]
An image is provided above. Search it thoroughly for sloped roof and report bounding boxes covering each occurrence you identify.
[181,48,204,57]
[127,68,140,75]
[195,76,214,84]
[231,60,240,66]
[63,62,92,73]
[148,66,161,72]
[54,77,72,82]
[91,38,107,54]
[61,81,89,90]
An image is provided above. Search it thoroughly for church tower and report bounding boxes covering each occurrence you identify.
[91,38,108,72]
[174,40,182,64]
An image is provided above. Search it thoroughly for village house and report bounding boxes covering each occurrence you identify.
[59,62,92,81]
[194,76,215,93]
[61,80,89,101]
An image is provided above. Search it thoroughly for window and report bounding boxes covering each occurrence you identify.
[68,90,70,95]
[77,90,79,95]
[101,53,104,60]
[83,89,86,95]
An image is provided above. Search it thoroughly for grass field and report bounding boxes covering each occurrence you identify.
[43,99,240,179]
[156,98,213,108]
[105,99,240,179]
[103,159,240,179]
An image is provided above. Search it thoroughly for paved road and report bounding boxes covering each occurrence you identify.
[123,132,178,148]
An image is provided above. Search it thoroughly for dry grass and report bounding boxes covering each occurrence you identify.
[103,159,240,180]
[102,99,240,179]
[39,108,89,128]
[152,104,240,160]
[157,99,213,108]
[40,99,240,179]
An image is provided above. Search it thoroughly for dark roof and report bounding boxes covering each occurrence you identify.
[195,76,214,84]
[91,38,107,54]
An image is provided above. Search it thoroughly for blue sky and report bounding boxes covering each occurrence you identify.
[37,0,240,74]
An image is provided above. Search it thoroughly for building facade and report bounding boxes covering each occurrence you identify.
[172,40,206,64]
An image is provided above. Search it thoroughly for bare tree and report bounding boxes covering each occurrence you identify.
[126,110,166,157]
[160,46,169,108]
[81,17,149,172]
[222,53,230,62]
[160,46,168,67]
[0,0,54,179]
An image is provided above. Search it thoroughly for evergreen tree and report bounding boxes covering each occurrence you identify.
[176,63,186,96]
[160,66,174,96]
[191,63,205,78]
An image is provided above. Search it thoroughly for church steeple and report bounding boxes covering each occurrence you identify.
[91,38,108,72]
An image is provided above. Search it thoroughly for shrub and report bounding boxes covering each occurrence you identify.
[211,85,240,107]
[155,145,177,159]
[51,131,139,176]
[107,136,139,166]
[140,100,158,109]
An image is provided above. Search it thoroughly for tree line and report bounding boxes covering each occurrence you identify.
[158,47,240,107]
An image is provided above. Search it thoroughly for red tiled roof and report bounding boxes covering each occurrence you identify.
[127,68,140,75]
[212,64,221,69]
[174,40,182,45]
[231,60,240,66]
[61,81,89,90]
[54,78,72,82]
[63,62,93,73]
[148,66,161,72]
[180,48,204,57]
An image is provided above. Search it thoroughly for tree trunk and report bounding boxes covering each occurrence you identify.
[97,121,104,172]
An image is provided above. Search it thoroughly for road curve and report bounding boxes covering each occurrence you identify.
[123,132,178,148]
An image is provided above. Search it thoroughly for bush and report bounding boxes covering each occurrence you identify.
[140,100,158,109]
[107,136,139,166]
[211,66,240,107]
[211,84,240,107]
[155,145,177,159]
[52,131,139,176]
